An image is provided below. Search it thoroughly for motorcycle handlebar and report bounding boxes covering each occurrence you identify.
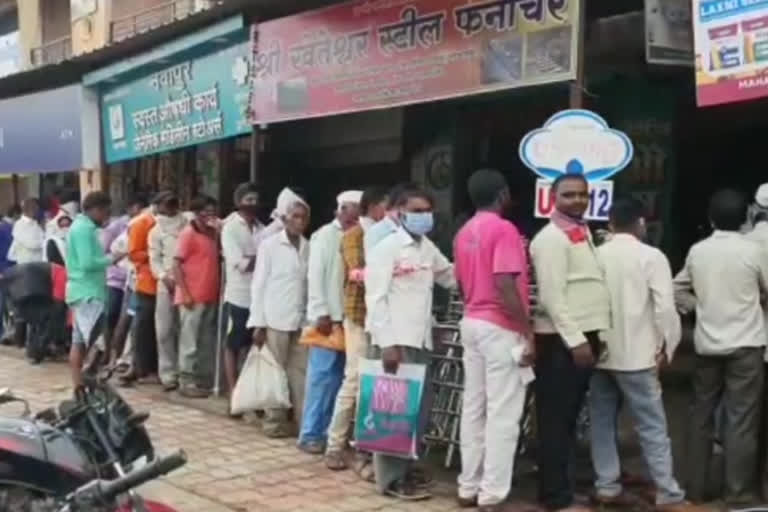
[98,450,187,501]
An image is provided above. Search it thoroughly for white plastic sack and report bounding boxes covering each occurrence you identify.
[230,345,291,415]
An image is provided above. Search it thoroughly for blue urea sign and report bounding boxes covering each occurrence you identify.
[523,109,633,222]
[519,109,634,183]
[100,40,252,163]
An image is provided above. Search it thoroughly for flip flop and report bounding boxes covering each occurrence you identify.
[325,450,348,471]
[385,480,432,501]
[352,456,375,483]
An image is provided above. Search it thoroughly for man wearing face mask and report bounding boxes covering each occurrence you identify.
[221,182,264,397]
[299,190,362,454]
[44,215,72,266]
[46,191,79,239]
[365,184,455,501]
[148,191,187,392]
[591,198,690,511]
[174,196,221,398]
[529,173,610,512]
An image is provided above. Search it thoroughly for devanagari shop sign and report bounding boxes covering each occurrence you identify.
[100,40,252,163]
[520,109,633,221]
[250,0,580,124]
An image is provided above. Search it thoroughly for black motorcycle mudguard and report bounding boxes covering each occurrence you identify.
[0,417,92,494]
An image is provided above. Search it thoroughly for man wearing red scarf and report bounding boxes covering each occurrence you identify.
[529,173,610,512]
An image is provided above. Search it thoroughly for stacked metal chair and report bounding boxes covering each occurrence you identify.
[423,290,465,468]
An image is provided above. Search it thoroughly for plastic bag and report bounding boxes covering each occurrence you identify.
[354,358,427,460]
[230,345,292,415]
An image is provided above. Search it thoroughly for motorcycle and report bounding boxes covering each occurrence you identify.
[0,372,186,511]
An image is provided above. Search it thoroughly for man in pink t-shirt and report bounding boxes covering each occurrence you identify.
[174,196,221,398]
[453,169,536,512]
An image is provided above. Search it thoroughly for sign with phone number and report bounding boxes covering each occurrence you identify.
[534,178,613,221]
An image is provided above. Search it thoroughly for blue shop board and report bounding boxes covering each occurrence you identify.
[100,40,252,163]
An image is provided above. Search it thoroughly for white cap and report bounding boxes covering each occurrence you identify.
[336,190,363,208]
[756,184,768,208]
[272,187,308,219]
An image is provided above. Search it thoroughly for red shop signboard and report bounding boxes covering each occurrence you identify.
[249,0,580,124]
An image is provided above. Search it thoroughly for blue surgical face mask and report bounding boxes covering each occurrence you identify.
[401,211,434,236]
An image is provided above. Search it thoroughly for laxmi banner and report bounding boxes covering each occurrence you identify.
[694,0,768,106]
[250,0,580,124]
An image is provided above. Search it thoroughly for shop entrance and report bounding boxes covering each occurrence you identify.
[674,97,768,268]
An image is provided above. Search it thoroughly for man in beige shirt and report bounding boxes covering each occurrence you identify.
[530,173,610,512]
[592,198,692,511]
[675,189,768,506]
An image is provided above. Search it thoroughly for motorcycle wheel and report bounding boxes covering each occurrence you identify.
[0,485,51,512]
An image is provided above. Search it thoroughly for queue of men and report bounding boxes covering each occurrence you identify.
[453,170,768,512]
[10,168,768,512]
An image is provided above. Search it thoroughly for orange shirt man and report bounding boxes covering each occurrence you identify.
[129,210,157,296]
[126,197,162,380]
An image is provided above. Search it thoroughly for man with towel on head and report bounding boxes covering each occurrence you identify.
[297,189,362,454]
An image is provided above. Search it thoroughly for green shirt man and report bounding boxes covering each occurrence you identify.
[66,213,110,305]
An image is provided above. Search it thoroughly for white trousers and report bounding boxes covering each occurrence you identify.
[458,318,529,506]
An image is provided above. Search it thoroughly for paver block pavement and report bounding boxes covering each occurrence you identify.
[0,350,465,511]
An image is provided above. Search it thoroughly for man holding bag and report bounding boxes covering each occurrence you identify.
[248,198,311,438]
[365,184,455,501]
[298,190,362,454]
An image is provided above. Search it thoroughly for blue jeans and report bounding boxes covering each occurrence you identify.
[589,369,685,505]
[299,347,345,445]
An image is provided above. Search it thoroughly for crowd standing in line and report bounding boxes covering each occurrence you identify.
[7,173,768,511]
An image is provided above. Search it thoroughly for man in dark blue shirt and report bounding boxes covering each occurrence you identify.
[0,204,20,342]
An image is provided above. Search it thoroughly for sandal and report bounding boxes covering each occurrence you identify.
[352,456,375,483]
[407,466,434,488]
[385,479,432,501]
[325,450,348,471]
[263,424,293,439]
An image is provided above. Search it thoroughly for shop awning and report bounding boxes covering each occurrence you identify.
[0,85,88,175]
[83,15,244,86]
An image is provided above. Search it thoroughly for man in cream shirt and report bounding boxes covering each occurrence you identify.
[591,198,692,511]
[530,173,610,512]
[675,189,768,506]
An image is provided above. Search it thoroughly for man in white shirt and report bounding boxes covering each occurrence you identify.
[591,198,690,511]
[8,198,45,352]
[147,192,187,392]
[675,189,768,506]
[248,199,310,438]
[365,184,455,501]
[221,183,264,396]
[9,198,44,265]
[299,190,362,454]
